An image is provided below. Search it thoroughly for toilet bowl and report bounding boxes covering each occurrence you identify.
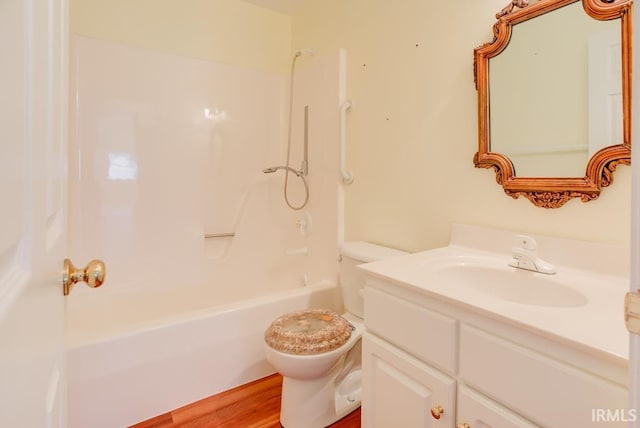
[264,242,407,428]
[265,311,364,428]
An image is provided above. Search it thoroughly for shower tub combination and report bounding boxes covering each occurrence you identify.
[67,37,348,427]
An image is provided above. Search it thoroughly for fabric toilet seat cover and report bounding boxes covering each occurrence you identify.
[265,309,352,355]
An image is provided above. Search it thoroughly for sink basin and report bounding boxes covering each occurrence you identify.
[424,256,589,308]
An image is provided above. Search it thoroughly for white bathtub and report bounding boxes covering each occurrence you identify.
[66,281,342,428]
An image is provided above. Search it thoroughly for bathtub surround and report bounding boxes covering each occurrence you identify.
[69,31,343,292]
[67,30,345,428]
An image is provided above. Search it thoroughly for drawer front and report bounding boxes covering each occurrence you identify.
[457,385,539,428]
[459,324,628,427]
[365,286,457,373]
[363,332,456,428]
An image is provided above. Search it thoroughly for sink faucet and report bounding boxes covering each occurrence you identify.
[508,235,556,275]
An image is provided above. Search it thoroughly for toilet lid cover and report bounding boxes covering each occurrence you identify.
[265,309,352,355]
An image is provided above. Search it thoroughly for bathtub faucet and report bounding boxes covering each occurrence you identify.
[508,235,556,275]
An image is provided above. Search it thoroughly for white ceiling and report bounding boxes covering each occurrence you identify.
[240,0,312,15]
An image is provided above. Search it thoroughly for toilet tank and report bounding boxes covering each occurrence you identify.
[338,241,408,319]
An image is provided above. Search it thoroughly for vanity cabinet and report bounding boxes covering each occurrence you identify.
[362,283,629,428]
[363,332,456,427]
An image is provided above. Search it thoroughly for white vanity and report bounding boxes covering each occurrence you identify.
[359,224,630,427]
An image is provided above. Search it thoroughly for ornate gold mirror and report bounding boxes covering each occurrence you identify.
[474,0,632,208]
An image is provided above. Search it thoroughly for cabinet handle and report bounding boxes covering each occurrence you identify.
[430,405,444,419]
[457,424,471,428]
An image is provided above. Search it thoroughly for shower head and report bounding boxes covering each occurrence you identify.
[295,48,315,58]
[263,167,278,174]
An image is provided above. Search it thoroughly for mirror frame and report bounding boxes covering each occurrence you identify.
[474,0,632,208]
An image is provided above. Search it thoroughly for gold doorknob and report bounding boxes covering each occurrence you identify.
[431,405,445,419]
[457,423,471,428]
[63,258,105,295]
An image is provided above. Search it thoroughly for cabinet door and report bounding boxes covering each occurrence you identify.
[459,324,628,427]
[457,385,539,428]
[363,332,456,428]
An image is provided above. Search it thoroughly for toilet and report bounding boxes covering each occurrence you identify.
[264,241,407,428]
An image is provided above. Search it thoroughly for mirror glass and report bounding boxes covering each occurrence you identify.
[489,2,620,177]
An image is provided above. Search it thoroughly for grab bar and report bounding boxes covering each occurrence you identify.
[301,105,309,176]
[204,233,235,239]
[340,100,354,184]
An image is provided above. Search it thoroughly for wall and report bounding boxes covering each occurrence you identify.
[70,0,292,74]
[292,0,631,252]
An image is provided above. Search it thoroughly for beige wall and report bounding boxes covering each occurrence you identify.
[292,0,631,252]
[70,0,292,73]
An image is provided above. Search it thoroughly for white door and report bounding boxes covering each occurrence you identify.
[0,0,69,426]
[631,6,640,428]
[588,27,623,157]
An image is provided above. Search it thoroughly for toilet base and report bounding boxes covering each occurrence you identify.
[280,366,361,428]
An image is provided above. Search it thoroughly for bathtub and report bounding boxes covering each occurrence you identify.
[66,281,342,428]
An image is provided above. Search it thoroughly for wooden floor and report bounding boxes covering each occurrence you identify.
[130,374,361,428]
